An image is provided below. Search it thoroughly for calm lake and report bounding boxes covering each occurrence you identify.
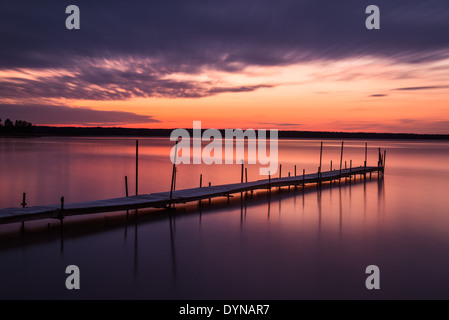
[0,137,449,299]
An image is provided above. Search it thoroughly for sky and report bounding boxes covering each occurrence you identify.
[0,0,448,133]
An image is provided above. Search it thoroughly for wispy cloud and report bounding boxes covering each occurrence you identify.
[394,85,449,91]
[327,119,449,134]
[370,94,388,97]
[0,59,274,101]
[0,104,159,126]
[257,122,303,127]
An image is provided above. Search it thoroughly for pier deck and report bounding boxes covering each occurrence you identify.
[0,165,382,225]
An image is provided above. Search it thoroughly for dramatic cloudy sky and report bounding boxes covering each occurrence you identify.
[0,0,448,133]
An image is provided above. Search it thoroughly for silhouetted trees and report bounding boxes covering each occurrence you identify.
[0,118,34,135]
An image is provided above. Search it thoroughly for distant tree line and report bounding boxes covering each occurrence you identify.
[0,118,34,135]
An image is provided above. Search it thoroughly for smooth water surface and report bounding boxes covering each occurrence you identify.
[0,137,449,299]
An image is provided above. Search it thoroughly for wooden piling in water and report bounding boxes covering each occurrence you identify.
[364,142,368,179]
[319,142,323,183]
[279,165,282,191]
[209,182,211,205]
[350,160,352,183]
[268,171,271,193]
[302,169,305,188]
[173,168,177,191]
[339,141,344,179]
[169,140,179,207]
[20,192,26,231]
[21,193,27,208]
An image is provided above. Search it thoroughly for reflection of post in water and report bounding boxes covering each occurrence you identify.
[244,193,247,220]
[377,173,385,218]
[364,175,367,221]
[59,223,64,255]
[278,185,281,217]
[169,213,177,280]
[240,196,244,228]
[124,211,128,243]
[339,182,342,238]
[302,186,305,210]
[199,202,202,225]
[293,186,297,213]
[267,190,271,220]
[134,214,138,280]
[317,188,322,234]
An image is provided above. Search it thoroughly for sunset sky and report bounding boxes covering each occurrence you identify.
[0,0,448,133]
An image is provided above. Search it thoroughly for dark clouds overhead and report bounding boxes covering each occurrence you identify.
[0,0,448,70]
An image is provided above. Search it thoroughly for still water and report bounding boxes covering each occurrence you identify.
[0,137,449,299]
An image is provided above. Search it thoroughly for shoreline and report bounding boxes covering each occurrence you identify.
[1,126,449,140]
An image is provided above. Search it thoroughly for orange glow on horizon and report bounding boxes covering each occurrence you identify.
[1,57,448,134]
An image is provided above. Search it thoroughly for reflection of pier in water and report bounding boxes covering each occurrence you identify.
[1,172,385,285]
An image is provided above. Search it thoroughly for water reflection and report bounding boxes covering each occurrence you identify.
[169,212,177,280]
[2,137,449,299]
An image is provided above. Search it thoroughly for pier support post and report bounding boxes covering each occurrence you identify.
[208,182,211,205]
[364,142,368,180]
[170,140,179,208]
[330,160,333,184]
[279,165,282,191]
[350,160,352,183]
[339,141,344,180]
[268,171,271,194]
[20,192,27,232]
[302,169,305,189]
[318,142,323,188]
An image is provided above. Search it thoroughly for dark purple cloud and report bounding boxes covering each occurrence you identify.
[0,104,159,126]
[0,0,448,71]
[370,94,388,97]
[0,61,275,100]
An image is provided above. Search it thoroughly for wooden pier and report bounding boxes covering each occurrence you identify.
[0,142,386,226]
